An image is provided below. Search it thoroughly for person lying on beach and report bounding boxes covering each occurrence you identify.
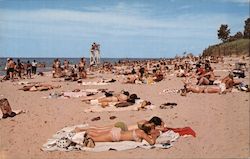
[82,122,160,146]
[83,91,141,108]
[122,74,139,84]
[182,73,240,94]
[19,83,61,91]
[73,116,165,136]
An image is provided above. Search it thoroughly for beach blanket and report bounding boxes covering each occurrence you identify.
[84,100,156,113]
[43,89,100,99]
[82,81,110,86]
[159,89,180,94]
[41,124,180,152]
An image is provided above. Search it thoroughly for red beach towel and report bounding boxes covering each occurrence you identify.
[163,127,196,137]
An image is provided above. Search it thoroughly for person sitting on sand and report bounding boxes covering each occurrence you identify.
[0,98,16,119]
[153,69,164,82]
[82,122,160,147]
[52,59,63,78]
[176,65,186,77]
[63,59,70,76]
[197,66,216,85]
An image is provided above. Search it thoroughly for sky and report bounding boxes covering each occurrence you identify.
[0,0,249,58]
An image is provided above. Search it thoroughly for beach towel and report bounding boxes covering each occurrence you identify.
[43,89,100,99]
[159,89,180,94]
[41,124,180,152]
[163,127,196,137]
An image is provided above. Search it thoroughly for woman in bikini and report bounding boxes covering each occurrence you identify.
[84,122,160,146]
[74,116,165,137]
[182,73,238,94]
[82,91,132,107]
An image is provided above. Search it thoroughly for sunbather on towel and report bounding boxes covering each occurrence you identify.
[84,122,160,145]
[83,91,141,108]
[182,73,241,94]
[74,116,165,136]
[19,83,61,91]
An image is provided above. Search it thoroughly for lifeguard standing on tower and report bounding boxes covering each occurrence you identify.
[90,42,100,66]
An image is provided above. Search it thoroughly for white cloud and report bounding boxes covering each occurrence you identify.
[0,2,245,42]
[223,0,249,3]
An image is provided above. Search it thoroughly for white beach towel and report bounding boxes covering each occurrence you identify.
[41,124,179,152]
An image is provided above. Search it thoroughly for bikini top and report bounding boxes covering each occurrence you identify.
[132,130,141,142]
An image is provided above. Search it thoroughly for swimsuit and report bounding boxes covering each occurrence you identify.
[209,80,214,85]
[8,68,14,72]
[132,130,141,142]
[110,127,141,142]
[114,122,128,131]
[111,127,121,141]
[219,83,226,93]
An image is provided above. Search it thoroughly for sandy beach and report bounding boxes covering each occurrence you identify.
[0,57,249,159]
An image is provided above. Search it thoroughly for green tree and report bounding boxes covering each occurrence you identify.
[243,18,250,39]
[234,31,243,39]
[217,24,230,42]
[228,32,243,42]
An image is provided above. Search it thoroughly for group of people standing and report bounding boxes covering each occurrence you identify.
[52,58,87,80]
[3,58,38,80]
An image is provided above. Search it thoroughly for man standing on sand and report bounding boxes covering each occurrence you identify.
[31,60,37,74]
[7,58,15,80]
[26,61,32,79]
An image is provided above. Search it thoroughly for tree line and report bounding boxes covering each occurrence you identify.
[217,17,250,43]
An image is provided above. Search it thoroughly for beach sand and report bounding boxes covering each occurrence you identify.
[0,57,249,159]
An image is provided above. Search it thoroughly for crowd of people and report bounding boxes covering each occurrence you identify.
[1,54,248,148]
[2,58,38,81]
[2,55,248,94]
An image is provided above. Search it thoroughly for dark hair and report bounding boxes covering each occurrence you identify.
[149,116,162,126]
[105,92,113,97]
[129,94,139,100]
[123,91,130,96]
[127,98,135,103]
[141,123,153,134]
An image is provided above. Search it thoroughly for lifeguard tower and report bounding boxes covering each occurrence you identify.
[90,42,100,66]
